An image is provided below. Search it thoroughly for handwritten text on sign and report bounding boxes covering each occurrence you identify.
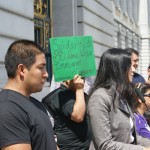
[50,36,96,82]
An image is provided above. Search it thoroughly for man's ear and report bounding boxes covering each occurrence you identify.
[17,64,26,77]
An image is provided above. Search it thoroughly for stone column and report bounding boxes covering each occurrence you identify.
[132,0,139,22]
[139,0,149,37]
[113,0,120,8]
[127,0,133,20]
[119,0,127,15]
[139,0,150,79]
[148,0,150,27]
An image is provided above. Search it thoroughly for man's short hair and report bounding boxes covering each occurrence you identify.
[5,39,44,78]
[125,48,139,56]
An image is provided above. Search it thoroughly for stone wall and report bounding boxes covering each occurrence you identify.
[52,0,114,82]
[0,0,34,89]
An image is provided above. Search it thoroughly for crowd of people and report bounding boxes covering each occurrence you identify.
[1,39,150,150]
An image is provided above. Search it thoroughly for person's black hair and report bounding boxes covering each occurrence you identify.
[5,39,44,78]
[125,48,139,56]
[88,48,133,105]
[134,83,150,109]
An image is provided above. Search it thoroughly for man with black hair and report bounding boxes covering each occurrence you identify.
[126,48,145,84]
[0,40,57,150]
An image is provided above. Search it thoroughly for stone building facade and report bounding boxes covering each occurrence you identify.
[0,0,150,99]
[0,0,34,89]
[112,0,150,79]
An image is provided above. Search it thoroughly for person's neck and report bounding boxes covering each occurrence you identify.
[62,82,75,92]
[62,82,69,88]
[136,107,145,116]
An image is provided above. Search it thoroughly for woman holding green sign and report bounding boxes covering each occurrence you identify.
[42,74,92,150]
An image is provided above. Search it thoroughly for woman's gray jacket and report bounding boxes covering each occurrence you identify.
[88,87,150,150]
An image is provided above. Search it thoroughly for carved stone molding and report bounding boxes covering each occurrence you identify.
[34,0,48,19]
[115,6,121,16]
[34,0,51,52]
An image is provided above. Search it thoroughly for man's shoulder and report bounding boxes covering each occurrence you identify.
[0,89,20,102]
[133,73,145,83]
[134,72,143,77]
[0,90,38,113]
[0,89,29,103]
[0,91,25,117]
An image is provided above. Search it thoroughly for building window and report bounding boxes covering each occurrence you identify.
[34,28,42,44]
[34,0,52,82]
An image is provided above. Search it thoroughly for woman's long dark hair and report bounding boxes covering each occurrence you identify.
[88,48,133,105]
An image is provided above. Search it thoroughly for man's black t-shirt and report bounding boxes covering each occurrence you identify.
[42,84,92,150]
[0,89,57,150]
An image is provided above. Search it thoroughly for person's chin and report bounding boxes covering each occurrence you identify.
[41,81,46,86]
[33,86,43,93]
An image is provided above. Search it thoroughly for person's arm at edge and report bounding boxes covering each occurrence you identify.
[57,145,60,150]
[71,75,86,122]
[2,144,31,150]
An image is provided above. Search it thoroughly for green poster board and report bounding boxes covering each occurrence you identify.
[50,36,96,82]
